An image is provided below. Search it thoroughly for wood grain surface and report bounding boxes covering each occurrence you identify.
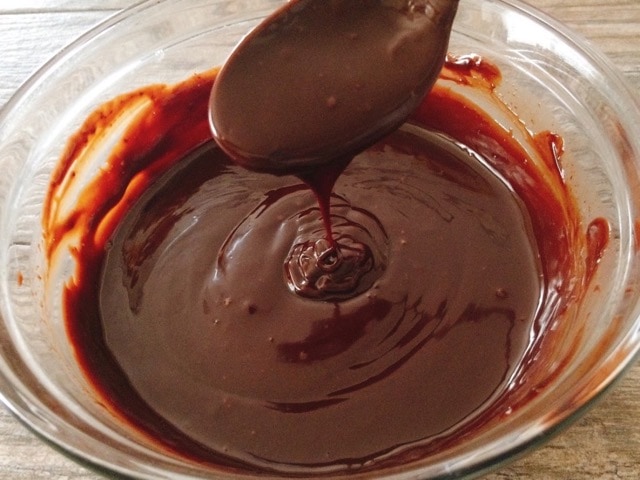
[0,1,638,478]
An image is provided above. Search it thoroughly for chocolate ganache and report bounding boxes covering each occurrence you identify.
[43,55,609,474]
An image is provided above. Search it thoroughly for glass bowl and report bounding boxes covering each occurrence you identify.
[1,0,639,478]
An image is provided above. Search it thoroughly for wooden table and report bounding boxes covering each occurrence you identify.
[0,1,638,478]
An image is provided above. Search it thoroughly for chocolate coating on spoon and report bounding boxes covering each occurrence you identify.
[209,0,459,174]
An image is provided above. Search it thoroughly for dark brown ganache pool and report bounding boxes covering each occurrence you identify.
[43,55,608,475]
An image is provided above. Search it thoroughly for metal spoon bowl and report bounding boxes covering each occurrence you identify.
[209,0,459,175]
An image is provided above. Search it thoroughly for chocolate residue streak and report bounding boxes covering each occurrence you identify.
[42,56,607,475]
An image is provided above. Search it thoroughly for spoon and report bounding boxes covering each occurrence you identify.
[209,0,459,175]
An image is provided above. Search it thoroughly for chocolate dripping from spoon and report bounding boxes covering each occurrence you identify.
[209,0,459,299]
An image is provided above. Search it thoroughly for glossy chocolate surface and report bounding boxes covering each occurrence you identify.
[43,57,607,474]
